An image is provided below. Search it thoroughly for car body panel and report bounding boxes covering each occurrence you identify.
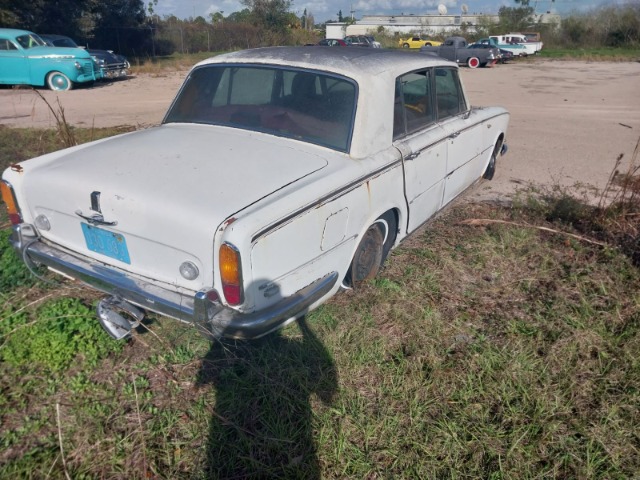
[399,37,443,48]
[479,37,529,57]
[2,47,509,339]
[420,37,499,67]
[0,28,100,87]
[39,34,129,79]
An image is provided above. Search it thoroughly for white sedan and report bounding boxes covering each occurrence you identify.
[1,47,509,340]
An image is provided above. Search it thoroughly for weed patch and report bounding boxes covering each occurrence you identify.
[1,297,122,373]
[0,230,34,291]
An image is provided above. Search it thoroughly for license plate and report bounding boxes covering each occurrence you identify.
[81,223,131,264]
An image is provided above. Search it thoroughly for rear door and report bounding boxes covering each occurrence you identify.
[393,68,448,233]
[0,38,29,84]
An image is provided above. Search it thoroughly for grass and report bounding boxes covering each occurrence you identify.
[129,52,222,75]
[538,46,640,60]
[1,128,639,478]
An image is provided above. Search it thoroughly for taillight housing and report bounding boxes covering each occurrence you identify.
[219,242,243,306]
[1,180,22,225]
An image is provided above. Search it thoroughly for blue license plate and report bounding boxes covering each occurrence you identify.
[81,223,131,264]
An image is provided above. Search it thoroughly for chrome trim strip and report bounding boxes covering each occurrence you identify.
[25,240,196,322]
[18,231,338,340]
[194,271,338,340]
[251,159,403,243]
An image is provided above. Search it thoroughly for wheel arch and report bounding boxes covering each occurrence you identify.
[342,206,402,288]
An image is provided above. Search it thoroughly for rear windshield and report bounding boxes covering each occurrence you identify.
[164,65,357,153]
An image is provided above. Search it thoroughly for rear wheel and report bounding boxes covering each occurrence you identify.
[344,212,397,288]
[467,57,480,69]
[46,71,72,91]
[402,43,410,48]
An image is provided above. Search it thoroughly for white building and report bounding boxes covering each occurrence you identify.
[327,12,560,38]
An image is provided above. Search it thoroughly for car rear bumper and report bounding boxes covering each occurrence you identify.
[10,224,338,340]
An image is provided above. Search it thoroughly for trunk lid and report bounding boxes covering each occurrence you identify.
[22,124,328,287]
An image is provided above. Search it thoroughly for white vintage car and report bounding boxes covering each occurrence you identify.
[1,47,509,340]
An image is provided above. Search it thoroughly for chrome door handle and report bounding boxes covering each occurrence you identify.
[448,131,460,139]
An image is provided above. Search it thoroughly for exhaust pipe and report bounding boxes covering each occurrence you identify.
[97,296,145,340]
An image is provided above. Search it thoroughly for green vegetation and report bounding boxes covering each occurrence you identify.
[0,128,639,478]
[538,47,640,60]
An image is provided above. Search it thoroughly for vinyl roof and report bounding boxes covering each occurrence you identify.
[197,46,453,83]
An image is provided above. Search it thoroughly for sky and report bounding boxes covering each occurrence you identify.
[152,0,630,23]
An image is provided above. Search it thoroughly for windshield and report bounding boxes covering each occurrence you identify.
[164,65,357,153]
[15,34,46,49]
[51,37,79,48]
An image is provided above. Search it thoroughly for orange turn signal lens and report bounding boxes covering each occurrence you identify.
[219,243,243,305]
[1,181,22,225]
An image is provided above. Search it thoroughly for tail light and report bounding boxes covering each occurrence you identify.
[219,243,243,306]
[1,181,22,225]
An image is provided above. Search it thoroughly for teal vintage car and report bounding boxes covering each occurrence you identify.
[0,28,101,90]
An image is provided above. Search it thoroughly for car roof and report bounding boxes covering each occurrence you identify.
[0,28,35,37]
[38,34,69,39]
[197,47,452,85]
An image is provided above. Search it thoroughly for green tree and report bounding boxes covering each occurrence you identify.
[210,11,224,24]
[240,0,293,32]
[227,9,253,23]
[497,4,535,33]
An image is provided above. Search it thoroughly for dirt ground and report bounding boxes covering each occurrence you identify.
[1,59,639,202]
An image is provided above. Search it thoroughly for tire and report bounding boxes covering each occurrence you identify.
[402,43,410,48]
[46,71,73,91]
[424,42,432,46]
[344,212,397,288]
[467,57,480,69]
[483,142,502,180]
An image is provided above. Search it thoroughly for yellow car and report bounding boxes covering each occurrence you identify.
[398,37,443,49]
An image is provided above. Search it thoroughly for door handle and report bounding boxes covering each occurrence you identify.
[448,131,460,139]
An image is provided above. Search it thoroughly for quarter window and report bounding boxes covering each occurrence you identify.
[435,67,468,120]
[393,69,435,139]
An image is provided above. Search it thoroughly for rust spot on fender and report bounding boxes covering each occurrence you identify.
[219,217,237,231]
[10,164,24,173]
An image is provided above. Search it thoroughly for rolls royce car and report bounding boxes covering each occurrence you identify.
[2,47,509,340]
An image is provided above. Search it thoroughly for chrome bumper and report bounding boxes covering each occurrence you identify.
[11,225,338,340]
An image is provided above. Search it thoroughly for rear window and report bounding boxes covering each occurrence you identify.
[164,65,357,153]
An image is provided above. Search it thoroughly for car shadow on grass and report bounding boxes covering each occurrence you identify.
[196,317,338,478]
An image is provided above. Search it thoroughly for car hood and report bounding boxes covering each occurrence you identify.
[27,45,92,60]
[88,48,126,63]
[20,124,330,285]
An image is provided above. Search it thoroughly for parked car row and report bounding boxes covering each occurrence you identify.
[421,35,539,68]
[316,35,381,48]
[39,34,129,80]
[0,28,129,91]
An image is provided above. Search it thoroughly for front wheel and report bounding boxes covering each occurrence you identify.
[424,42,432,46]
[483,142,502,180]
[46,71,73,91]
[467,57,480,69]
[402,43,410,48]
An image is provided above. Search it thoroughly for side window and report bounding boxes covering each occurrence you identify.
[0,39,18,50]
[435,67,468,120]
[393,69,435,139]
